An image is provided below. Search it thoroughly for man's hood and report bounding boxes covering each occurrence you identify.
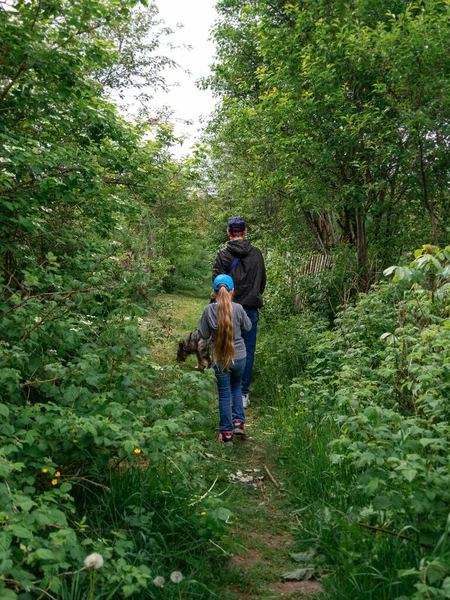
[226,239,252,257]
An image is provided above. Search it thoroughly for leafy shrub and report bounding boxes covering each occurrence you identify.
[261,245,450,599]
[0,248,229,598]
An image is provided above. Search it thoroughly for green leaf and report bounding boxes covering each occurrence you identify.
[34,548,57,560]
[216,507,233,522]
[9,525,32,540]
[283,567,315,580]
[0,589,19,599]
[373,495,390,510]
[402,469,417,483]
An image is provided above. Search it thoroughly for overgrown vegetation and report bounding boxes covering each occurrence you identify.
[256,246,450,599]
[0,0,224,597]
[2,0,450,598]
[203,5,450,593]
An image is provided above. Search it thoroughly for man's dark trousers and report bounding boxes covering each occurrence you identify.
[241,308,259,395]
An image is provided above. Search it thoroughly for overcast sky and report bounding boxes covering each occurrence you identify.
[151,0,219,154]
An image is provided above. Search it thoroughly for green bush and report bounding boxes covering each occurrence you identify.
[0,250,228,598]
[260,245,450,599]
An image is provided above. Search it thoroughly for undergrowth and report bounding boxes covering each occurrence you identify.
[0,253,230,599]
[257,245,450,599]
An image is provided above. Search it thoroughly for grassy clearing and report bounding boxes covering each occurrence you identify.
[141,289,210,365]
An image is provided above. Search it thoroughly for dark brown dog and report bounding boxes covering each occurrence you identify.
[177,329,212,371]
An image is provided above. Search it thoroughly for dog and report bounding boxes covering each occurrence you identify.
[177,329,212,371]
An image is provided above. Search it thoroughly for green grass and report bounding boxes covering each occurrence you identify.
[63,460,227,599]
[140,289,210,366]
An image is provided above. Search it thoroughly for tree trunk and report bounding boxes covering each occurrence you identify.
[419,138,438,245]
[356,211,367,268]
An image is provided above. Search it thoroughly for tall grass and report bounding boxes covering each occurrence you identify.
[61,463,221,599]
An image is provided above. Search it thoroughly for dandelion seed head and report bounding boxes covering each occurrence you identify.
[170,571,183,584]
[84,553,104,570]
[153,576,165,588]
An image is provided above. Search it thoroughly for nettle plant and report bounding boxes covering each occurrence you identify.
[327,245,450,597]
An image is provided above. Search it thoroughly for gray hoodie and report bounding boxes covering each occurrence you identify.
[198,301,252,361]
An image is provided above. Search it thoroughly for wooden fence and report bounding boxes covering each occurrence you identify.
[302,253,333,275]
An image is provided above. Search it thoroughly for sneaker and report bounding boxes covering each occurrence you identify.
[242,394,249,408]
[233,420,248,436]
[218,431,233,446]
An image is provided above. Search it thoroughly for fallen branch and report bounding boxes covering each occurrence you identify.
[356,522,434,549]
[263,464,280,489]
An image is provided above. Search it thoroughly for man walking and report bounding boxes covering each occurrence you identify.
[212,217,266,407]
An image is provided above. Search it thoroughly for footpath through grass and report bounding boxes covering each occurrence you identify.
[143,290,325,599]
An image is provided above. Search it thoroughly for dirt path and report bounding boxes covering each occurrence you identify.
[143,291,324,599]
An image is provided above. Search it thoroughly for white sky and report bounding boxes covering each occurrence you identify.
[152,0,218,155]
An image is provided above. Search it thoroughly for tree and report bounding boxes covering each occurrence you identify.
[204,0,450,275]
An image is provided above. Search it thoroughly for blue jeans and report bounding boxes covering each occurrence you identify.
[213,357,246,432]
[241,309,259,395]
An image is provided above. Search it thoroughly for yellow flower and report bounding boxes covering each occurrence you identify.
[295,412,299,417]
[304,407,309,411]
[72,439,78,443]
[42,468,48,473]
[51,479,58,486]
[55,471,61,477]
[71,429,76,433]
[201,511,207,516]
[133,448,141,455]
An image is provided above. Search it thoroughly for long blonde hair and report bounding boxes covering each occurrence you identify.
[214,285,235,369]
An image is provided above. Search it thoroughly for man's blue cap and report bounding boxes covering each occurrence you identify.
[227,216,246,232]
[213,274,234,291]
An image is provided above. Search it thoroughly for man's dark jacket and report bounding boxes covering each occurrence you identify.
[212,239,266,309]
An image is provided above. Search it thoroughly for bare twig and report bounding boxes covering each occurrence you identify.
[200,452,236,463]
[356,522,434,549]
[67,477,110,491]
[189,477,218,506]
[23,370,81,387]
[263,464,280,489]
[35,587,59,600]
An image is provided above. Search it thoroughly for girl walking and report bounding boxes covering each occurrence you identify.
[198,274,252,446]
